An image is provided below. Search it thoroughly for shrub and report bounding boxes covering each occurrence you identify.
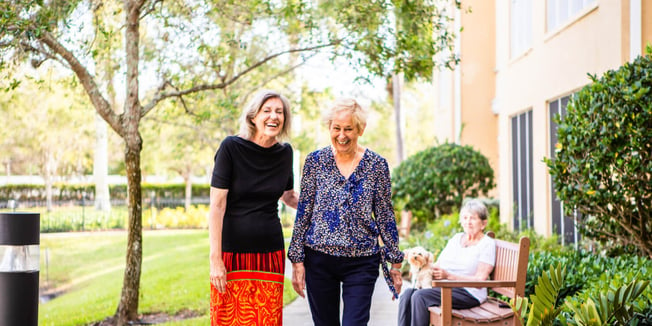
[392,142,495,224]
[143,205,209,229]
[545,48,652,257]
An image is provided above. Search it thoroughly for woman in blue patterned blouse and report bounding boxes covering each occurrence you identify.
[288,98,404,326]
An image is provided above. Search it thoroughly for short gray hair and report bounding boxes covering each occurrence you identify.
[459,199,489,221]
[239,89,292,141]
[322,98,367,132]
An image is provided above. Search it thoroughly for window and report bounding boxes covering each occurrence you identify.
[511,110,533,231]
[547,0,596,32]
[549,96,580,245]
[511,0,532,58]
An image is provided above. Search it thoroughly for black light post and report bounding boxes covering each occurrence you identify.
[0,213,39,326]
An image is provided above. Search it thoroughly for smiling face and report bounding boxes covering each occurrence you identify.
[251,97,285,141]
[329,110,365,155]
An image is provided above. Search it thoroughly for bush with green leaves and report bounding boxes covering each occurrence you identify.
[545,48,652,257]
[522,249,652,325]
[513,264,650,326]
[392,142,495,224]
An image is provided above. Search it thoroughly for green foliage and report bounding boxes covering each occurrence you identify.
[513,264,650,326]
[5,204,211,233]
[523,249,652,326]
[562,280,649,326]
[401,211,461,255]
[392,142,495,221]
[38,207,127,232]
[0,183,210,201]
[544,50,652,257]
[317,0,461,80]
[145,205,209,229]
[512,264,566,326]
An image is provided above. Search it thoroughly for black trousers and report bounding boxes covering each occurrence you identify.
[304,247,380,326]
[397,287,480,326]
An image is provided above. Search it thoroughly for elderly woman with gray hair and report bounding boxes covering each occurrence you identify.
[288,98,404,326]
[208,89,298,325]
[398,199,496,326]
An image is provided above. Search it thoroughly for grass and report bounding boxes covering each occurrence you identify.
[39,229,298,325]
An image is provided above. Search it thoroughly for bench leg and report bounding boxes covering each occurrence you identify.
[440,287,452,326]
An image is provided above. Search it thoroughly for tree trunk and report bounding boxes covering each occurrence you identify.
[94,113,111,212]
[115,139,143,325]
[184,169,192,212]
[392,72,404,163]
[115,1,144,323]
[44,151,54,212]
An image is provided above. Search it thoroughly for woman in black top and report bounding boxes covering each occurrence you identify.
[209,89,298,325]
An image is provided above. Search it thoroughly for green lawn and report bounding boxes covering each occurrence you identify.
[39,229,297,325]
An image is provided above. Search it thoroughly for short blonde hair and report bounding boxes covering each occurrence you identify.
[239,89,292,141]
[322,98,367,132]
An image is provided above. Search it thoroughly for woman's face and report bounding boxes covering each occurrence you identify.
[329,110,364,155]
[460,210,486,237]
[251,98,285,140]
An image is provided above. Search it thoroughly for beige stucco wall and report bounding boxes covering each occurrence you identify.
[495,0,631,234]
[459,0,499,197]
[643,1,652,52]
[433,0,499,197]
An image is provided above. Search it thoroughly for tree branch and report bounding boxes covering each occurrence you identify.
[140,41,341,117]
[38,31,122,136]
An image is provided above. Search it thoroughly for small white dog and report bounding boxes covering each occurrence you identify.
[404,246,434,289]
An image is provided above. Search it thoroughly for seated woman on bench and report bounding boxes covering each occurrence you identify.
[398,199,496,326]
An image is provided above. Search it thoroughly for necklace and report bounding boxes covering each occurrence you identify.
[334,147,359,177]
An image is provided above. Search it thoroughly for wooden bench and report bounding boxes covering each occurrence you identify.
[429,234,530,326]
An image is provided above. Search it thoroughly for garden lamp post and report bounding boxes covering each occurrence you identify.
[0,212,39,326]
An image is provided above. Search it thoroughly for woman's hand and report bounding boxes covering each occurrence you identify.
[210,256,227,293]
[292,262,306,298]
[432,267,448,280]
[390,264,403,300]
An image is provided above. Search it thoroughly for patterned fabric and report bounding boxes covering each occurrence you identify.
[380,246,400,299]
[288,146,404,293]
[210,250,285,326]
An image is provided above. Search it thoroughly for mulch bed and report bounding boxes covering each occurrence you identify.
[89,310,202,325]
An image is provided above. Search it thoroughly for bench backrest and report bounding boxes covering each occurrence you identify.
[489,235,530,298]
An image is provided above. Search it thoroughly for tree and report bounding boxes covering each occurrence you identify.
[1,0,462,323]
[545,50,652,257]
[0,73,95,209]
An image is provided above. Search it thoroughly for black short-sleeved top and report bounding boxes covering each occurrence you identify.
[211,135,294,253]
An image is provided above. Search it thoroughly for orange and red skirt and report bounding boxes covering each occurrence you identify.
[210,250,285,325]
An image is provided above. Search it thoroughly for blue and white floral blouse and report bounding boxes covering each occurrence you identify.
[288,146,403,265]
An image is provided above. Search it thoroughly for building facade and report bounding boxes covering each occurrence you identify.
[435,0,652,243]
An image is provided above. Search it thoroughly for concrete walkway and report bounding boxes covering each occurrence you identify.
[283,259,405,325]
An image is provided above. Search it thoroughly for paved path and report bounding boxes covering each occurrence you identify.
[283,259,405,325]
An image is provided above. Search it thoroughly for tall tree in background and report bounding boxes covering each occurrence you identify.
[0,73,95,207]
[0,0,461,323]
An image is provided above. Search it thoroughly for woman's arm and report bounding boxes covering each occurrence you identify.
[280,189,298,209]
[433,261,494,281]
[287,153,318,264]
[372,159,403,264]
[209,187,228,293]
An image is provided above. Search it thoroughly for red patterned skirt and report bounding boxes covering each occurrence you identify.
[210,250,285,325]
